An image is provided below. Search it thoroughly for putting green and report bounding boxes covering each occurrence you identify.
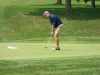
[0,43,100,59]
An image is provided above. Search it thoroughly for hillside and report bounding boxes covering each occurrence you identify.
[0,0,100,42]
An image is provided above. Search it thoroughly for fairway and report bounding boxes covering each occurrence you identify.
[0,0,100,74]
[0,43,100,60]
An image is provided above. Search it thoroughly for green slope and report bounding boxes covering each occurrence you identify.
[0,0,100,42]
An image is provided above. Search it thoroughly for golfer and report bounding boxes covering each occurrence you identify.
[43,11,63,50]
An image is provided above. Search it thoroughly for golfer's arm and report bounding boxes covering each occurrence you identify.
[51,25,55,32]
[51,25,55,35]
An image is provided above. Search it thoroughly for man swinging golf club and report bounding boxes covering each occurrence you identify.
[43,11,63,50]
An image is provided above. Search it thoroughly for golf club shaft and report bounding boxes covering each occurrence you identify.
[46,35,52,47]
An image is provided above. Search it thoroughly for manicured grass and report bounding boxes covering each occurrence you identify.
[0,43,100,75]
[0,0,100,42]
[0,1,100,75]
[0,43,100,59]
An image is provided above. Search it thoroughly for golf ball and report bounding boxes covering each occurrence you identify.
[38,51,40,52]
[45,47,47,48]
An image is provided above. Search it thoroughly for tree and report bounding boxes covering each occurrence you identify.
[76,0,89,3]
[57,0,62,4]
[84,0,89,3]
[76,0,96,8]
[66,0,73,11]
[91,0,96,8]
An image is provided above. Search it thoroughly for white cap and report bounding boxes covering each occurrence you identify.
[43,11,50,16]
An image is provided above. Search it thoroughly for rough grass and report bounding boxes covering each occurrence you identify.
[0,0,100,42]
[0,56,100,75]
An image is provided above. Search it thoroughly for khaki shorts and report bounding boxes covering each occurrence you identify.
[55,24,63,35]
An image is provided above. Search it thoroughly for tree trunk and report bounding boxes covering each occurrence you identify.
[57,0,62,4]
[66,0,73,12]
[91,0,96,8]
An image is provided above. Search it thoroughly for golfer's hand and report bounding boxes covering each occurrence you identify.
[51,31,54,35]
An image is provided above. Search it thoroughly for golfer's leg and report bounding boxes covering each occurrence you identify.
[54,34,59,48]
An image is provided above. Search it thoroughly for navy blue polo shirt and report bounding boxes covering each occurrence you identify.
[50,14,62,28]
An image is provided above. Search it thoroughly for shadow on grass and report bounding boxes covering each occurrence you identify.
[25,8,100,21]
[61,49,73,51]
[24,3,100,21]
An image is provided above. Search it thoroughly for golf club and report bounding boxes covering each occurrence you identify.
[45,34,52,48]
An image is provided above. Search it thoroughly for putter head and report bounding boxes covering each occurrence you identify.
[45,47,48,48]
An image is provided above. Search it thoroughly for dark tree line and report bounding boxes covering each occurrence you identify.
[57,0,96,11]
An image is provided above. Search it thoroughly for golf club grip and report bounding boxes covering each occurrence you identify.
[50,34,52,36]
